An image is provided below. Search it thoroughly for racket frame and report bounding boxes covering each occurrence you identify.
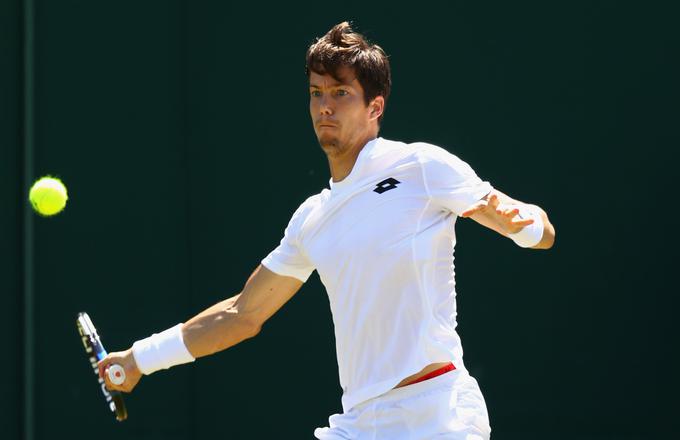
[76,312,128,422]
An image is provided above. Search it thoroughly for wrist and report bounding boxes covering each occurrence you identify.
[123,348,141,376]
[507,205,544,248]
[131,323,195,375]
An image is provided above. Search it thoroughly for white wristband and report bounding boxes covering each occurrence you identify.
[507,205,545,248]
[132,323,195,375]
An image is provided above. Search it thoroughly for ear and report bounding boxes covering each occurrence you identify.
[368,96,385,122]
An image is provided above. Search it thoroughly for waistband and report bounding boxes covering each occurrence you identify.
[401,362,455,387]
[354,363,462,411]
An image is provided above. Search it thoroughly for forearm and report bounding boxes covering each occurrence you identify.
[466,191,555,250]
[182,293,261,359]
[100,266,301,391]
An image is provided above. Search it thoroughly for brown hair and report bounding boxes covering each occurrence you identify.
[306,22,392,123]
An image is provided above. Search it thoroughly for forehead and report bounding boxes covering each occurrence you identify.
[309,66,361,88]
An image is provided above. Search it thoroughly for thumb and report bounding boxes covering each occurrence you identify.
[461,200,488,217]
[97,357,111,380]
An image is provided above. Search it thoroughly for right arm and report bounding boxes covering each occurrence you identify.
[182,265,303,357]
[98,265,303,392]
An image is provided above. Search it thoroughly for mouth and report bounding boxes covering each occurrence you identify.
[317,121,338,129]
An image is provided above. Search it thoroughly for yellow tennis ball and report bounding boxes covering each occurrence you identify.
[29,176,68,216]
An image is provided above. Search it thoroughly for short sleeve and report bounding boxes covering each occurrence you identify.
[417,144,493,216]
[261,198,316,282]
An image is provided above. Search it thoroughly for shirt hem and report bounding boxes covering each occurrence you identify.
[260,258,312,283]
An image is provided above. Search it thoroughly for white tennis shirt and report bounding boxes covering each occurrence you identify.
[262,137,492,412]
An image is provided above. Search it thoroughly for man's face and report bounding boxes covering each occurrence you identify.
[309,66,377,156]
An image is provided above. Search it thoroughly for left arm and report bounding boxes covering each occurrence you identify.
[461,189,555,249]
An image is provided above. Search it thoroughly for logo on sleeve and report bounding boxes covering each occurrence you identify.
[373,177,401,194]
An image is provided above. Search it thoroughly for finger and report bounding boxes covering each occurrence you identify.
[494,206,515,217]
[512,218,535,227]
[461,206,481,217]
[97,359,107,379]
[503,208,520,217]
[461,201,488,217]
[488,194,500,209]
[102,365,114,390]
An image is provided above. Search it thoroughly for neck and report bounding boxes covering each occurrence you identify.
[328,133,377,183]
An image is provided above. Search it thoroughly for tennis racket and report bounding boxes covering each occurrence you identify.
[76,312,128,421]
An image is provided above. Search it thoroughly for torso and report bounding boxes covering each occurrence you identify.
[263,137,492,411]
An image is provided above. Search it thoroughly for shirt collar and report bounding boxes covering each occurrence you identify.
[329,137,382,196]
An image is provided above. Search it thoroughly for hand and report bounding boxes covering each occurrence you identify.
[98,348,142,393]
[461,193,535,235]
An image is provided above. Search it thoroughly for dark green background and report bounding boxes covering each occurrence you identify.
[2,1,678,439]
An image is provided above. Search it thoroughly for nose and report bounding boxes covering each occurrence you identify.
[319,96,333,116]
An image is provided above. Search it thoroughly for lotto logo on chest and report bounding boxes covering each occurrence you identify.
[306,172,429,278]
[373,177,401,194]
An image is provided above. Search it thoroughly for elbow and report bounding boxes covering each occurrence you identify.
[213,309,263,351]
[241,318,262,340]
[223,296,264,341]
[231,307,264,341]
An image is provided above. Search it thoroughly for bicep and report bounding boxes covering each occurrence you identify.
[236,264,304,326]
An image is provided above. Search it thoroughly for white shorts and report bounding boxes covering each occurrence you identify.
[314,368,491,440]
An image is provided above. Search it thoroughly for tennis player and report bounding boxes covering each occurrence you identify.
[99,22,555,439]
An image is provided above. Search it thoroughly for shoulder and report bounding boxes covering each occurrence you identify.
[378,137,465,164]
[379,140,478,181]
[286,190,327,230]
[411,142,469,169]
[372,138,453,164]
[292,191,324,218]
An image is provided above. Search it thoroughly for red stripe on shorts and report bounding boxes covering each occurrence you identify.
[402,362,455,387]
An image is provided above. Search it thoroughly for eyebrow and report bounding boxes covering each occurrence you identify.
[309,84,352,89]
[309,78,357,89]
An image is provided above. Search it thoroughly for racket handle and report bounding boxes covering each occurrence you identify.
[108,364,126,385]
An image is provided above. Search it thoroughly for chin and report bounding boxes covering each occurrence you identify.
[318,135,340,152]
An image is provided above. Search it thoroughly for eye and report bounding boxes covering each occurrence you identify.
[310,90,322,97]
[336,89,349,96]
